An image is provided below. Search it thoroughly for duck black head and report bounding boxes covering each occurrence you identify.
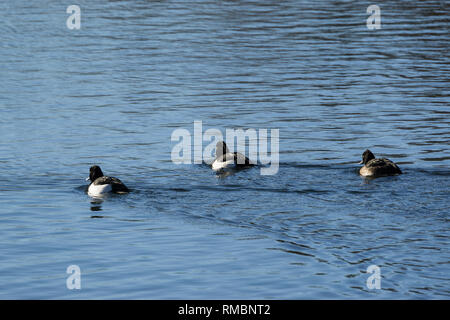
[360,149,375,165]
[88,165,104,182]
[216,141,230,158]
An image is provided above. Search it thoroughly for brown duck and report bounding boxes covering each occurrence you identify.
[359,149,402,177]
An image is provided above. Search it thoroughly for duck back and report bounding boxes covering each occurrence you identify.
[361,158,402,176]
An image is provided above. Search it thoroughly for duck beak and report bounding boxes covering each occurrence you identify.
[86,177,90,181]
[358,160,364,164]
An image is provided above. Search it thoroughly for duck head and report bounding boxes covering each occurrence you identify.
[87,165,104,182]
[216,141,230,158]
[359,149,375,165]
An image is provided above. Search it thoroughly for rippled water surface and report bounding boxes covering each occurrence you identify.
[0,0,449,299]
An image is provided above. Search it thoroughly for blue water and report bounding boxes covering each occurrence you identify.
[0,0,449,299]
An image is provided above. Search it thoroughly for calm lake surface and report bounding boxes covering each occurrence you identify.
[0,0,449,299]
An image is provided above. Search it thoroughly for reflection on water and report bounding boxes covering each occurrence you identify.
[90,199,104,212]
[0,0,448,299]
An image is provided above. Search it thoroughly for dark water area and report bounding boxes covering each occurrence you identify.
[0,1,449,298]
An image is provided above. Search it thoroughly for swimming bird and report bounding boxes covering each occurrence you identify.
[359,149,402,177]
[86,165,129,196]
[211,141,254,171]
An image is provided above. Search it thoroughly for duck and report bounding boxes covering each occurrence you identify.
[211,141,254,171]
[359,149,402,177]
[86,165,129,196]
